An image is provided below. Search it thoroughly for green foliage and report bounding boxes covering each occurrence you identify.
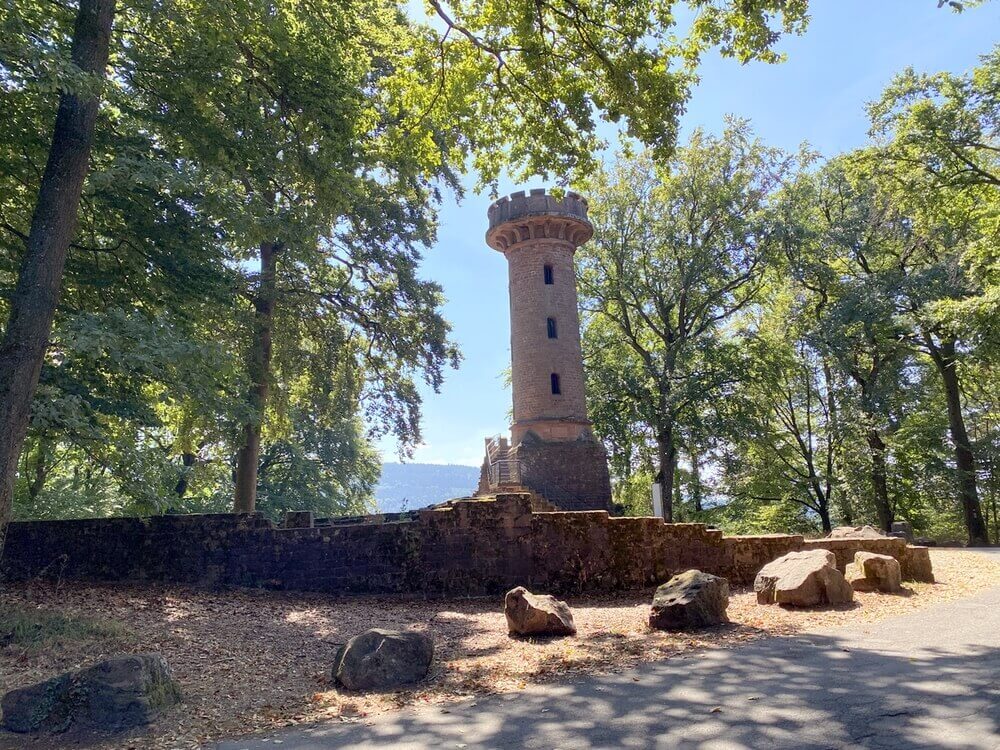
[706,495,817,536]
[579,121,792,518]
[613,469,655,517]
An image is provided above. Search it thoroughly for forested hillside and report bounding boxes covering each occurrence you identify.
[375,463,479,512]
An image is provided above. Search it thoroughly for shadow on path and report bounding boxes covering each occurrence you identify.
[216,586,1000,749]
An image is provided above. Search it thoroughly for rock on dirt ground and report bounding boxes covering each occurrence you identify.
[332,629,434,691]
[846,551,903,593]
[755,549,854,606]
[2,652,180,736]
[648,570,729,631]
[504,587,576,636]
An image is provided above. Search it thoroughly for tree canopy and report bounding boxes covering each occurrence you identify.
[581,47,999,544]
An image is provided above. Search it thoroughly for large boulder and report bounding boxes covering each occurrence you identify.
[755,549,854,607]
[332,629,434,691]
[828,525,887,539]
[846,551,903,593]
[648,570,729,631]
[2,653,180,735]
[504,586,576,637]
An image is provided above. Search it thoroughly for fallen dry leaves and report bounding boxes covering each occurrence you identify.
[1,549,998,749]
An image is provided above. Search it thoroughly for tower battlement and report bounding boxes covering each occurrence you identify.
[486,189,593,252]
[488,188,589,228]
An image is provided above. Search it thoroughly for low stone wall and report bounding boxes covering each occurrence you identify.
[0,495,934,597]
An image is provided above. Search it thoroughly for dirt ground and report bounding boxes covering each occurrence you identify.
[1,549,998,749]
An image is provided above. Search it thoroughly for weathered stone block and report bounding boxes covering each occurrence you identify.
[504,586,576,636]
[845,551,903,593]
[901,545,935,583]
[648,570,729,630]
[755,550,854,607]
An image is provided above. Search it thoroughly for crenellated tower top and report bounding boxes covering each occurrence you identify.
[486,188,593,252]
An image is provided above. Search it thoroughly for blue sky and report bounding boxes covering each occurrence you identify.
[378,0,1000,467]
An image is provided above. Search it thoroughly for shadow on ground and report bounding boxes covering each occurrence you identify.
[213,590,1000,749]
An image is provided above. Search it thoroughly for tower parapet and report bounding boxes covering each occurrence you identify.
[486,189,592,250]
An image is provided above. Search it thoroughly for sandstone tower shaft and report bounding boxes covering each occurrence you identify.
[487,189,593,442]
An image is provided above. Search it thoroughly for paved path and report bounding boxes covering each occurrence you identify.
[218,559,1000,750]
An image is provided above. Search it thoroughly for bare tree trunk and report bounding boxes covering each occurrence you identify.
[689,444,703,513]
[0,0,116,545]
[866,428,894,532]
[932,339,989,545]
[823,361,852,524]
[657,427,676,522]
[233,241,280,513]
[174,452,196,499]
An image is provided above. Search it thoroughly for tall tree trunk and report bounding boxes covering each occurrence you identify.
[656,426,676,522]
[0,0,116,543]
[689,445,703,513]
[866,428,894,532]
[27,439,50,504]
[823,361,852,524]
[932,339,989,545]
[233,241,280,513]
[806,469,832,533]
[816,499,832,534]
[174,452,196,499]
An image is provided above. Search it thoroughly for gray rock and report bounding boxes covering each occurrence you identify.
[846,551,903,593]
[755,549,854,607]
[1,652,180,735]
[649,570,729,631]
[890,521,914,541]
[504,587,576,637]
[333,629,433,691]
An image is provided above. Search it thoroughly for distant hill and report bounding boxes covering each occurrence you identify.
[375,462,480,513]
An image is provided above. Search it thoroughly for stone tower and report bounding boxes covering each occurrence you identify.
[477,188,612,511]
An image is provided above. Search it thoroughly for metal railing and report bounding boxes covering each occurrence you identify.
[488,458,522,486]
[485,434,508,463]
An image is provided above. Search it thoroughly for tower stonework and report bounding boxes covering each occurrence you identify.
[477,188,612,511]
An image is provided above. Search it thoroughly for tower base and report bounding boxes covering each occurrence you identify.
[477,433,612,512]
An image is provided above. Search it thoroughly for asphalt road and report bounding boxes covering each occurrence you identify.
[217,553,1000,750]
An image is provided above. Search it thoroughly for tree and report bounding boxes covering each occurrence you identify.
[778,160,916,531]
[579,123,791,520]
[0,0,116,545]
[729,290,840,533]
[859,49,999,544]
